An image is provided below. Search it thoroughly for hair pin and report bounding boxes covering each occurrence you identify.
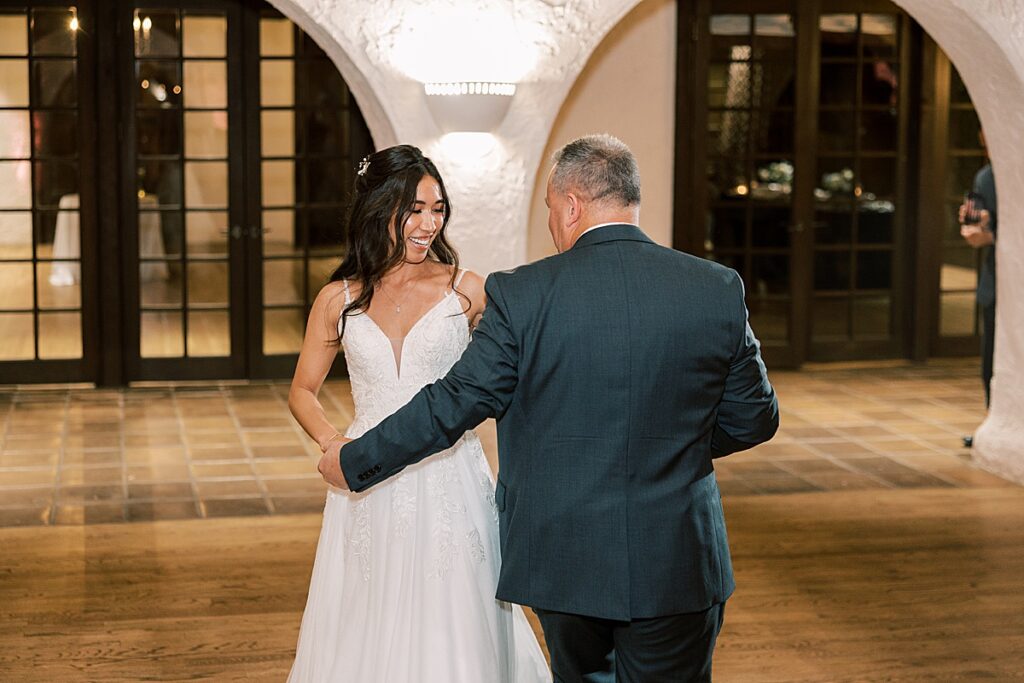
[357,156,371,176]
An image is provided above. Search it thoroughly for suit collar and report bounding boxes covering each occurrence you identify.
[571,223,652,250]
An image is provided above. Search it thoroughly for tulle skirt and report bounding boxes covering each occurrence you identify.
[287,432,550,682]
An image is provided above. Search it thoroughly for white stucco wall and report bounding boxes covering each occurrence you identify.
[273,0,1024,477]
[268,0,646,276]
[888,0,1024,477]
[526,0,677,261]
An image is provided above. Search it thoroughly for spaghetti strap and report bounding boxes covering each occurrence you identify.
[342,279,351,304]
[453,268,467,289]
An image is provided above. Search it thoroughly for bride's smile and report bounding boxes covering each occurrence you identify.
[399,175,445,262]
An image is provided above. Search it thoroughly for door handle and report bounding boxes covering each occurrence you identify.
[247,226,269,239]
[219,225,244,239]
[788,222,805,233]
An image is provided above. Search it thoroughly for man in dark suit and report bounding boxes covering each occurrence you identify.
[319,134,779,681]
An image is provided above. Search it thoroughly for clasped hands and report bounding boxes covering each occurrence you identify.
[317,435,352,490]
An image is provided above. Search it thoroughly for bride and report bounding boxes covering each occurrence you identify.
[286,144,550,682]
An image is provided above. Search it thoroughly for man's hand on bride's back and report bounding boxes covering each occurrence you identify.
[317,437,352,490]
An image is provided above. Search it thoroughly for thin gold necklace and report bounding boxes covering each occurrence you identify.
[376,280,411,313]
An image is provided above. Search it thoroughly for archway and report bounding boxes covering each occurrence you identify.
[261,0,1022,477]
[263,0,398,149]
[873,0,1023,479]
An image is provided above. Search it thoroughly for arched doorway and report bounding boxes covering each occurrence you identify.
[0,0,373,384]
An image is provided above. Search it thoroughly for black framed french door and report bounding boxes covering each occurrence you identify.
[118,0,371,381]
[120,0,247,381]
[676,0,913,367]
[0,1,100,383]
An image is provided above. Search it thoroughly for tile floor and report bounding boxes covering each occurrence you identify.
[0,359,1013,527]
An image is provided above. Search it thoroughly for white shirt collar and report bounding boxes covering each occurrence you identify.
[579,222,639,238]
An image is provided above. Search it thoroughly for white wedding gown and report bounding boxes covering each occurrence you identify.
[287,275,551,682]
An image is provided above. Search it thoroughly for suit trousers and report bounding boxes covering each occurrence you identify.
[535,603,726,683]
[981,302,995,407]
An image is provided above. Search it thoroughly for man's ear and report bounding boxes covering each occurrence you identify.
[566,192,582,229]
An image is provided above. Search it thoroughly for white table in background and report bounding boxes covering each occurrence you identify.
[50,194,169,286]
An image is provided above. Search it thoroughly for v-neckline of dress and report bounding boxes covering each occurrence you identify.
[361,291,456,379]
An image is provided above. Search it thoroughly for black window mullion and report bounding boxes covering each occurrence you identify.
[27,10,41,360]
[175,11,190,357]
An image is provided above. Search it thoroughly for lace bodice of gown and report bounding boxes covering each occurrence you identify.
[341,282,469,437]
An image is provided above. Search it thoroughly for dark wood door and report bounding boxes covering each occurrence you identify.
[676,0,913,367]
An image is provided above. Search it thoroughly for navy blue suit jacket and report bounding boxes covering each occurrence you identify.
[341,224,779,620]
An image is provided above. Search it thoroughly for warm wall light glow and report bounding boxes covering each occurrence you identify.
[142,16,152,31]
[439,132,498,160]
[133,16,141,31]
[69,17,79,31]
[425,82,516,97]
[390,5,537,83]
[141,79,150,89]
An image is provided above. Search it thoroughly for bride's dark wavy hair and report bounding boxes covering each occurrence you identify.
[329,144,461,339]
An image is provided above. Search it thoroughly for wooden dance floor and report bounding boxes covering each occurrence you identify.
[2,485,1023,680]
[2,360,1022,679]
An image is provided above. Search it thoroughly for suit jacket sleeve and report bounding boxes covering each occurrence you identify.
[711,271,780,457]
[340,274,519,492]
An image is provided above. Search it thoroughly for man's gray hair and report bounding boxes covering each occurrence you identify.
[551,134,641,207]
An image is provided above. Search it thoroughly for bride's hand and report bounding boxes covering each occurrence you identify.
[318,437,352,489]
[319,432,348,454]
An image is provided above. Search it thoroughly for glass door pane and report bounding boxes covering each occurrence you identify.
[939,67,984,339]
[135,8,232,360]
[256,11,368,363]
[0,6,85,365]
[812,12,902,350]
[705,11,796,348]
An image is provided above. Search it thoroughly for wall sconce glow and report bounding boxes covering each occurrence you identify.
[390,5,537,84]
[425,82,516,132]
[439,132,499,160]
[69,16,79,31]
[425,82,516,97]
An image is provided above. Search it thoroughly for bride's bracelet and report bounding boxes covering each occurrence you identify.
[319,432,343,452]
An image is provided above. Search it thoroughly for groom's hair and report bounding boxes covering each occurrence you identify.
[551,134,641,207]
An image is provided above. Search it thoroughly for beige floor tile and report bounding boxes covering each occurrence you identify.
[195,479,263,497]
[126,464,191,483]
[272,495,327,514]
[202,497,269,517]
[59,466,123,486]
[62,450,123,467]
[254,459,317,477]
[0,486,55,506]
[0,506,50,526]
[64,433,122,450]
[58,484,124,504]
[0,469,57,486]
[260,476,325,495]
[125,500,199,522]
[123,447,188,465]
[55,503,125,525]
[190,446,247,462]
[127,482,194,500]
[191,462,256,479]
[2,435,62,452]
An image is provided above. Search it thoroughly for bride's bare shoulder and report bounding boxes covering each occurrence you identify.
[314,279,361,314]
[451,268,486,320]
